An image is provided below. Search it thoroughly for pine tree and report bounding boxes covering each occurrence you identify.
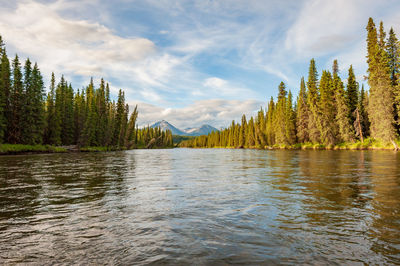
[96,78,108,145]
[333,65,355,142]
[45,73,61,145]
[80,78,97,146]
[318,70,337,144]
[359,85,370,136]
[0,43,10,143]
[346,65,358,123]
[274,82,287,144]
[296,77,309,143]
[125,105,138,148]
[62,83,74,145]
[239,114,247,147]
[366,18,396,142]
[8,55,23,144]
[74,89,86,144]
[306,58,321,143]
[386,28,399,86]
[30,63,45,144]
[113,89,125,146]
[285,90,296,144]
[265,97,275,145]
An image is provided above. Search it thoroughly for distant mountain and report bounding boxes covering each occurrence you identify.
[150,120,187,135]
[184,124,219,136]
[151,120,219,136]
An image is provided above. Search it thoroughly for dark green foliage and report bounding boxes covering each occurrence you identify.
[45,73,61,145]
[8,55,23,144]
[0,35,172,149]
[334,68,355,142]
[387,28,399,86]
[0,38,10,143]
[318,70,336,145]
[296,77,308,143]
[285,91,296,144]
[306,58,321,143]
[346,65,358,122]
[367,18,396,142]
[180,18,400,149]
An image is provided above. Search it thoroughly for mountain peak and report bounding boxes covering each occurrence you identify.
[151,120,218,136]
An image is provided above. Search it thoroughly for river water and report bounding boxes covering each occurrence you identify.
[0,149,399,265]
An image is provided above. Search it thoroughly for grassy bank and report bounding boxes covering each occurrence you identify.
[181,138,400,151]
[0,144,67,154]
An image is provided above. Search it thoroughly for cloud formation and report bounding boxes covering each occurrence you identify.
[0,0,399,128]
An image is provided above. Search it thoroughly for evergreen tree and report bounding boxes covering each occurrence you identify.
[274,81,287,144]
[296,77,309,142]
[8,55,23,144]
[62,83,74,145]
[239,114,246,147]
[386,28,399,86]
[113,89,125,146]
[265,97,275,145]
[306,58,321,143]
[285,90,296,144]
[333,65,355,142]
[0,45,10,143]
[125,105,138,148]
[30,63,45,144]
[346,65,358,122]
[359,85,370,136]
[318,70,337,144]
[45,73,61,145]
[366,18,396,142]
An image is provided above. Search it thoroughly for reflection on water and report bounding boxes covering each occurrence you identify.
[0,149,399,264]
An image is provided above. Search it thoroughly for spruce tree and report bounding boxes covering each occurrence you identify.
[30,63,45,144]
[318,70,337,144]
[62,83,74,145]
[0,45,10,142]
[306,59,321,143]
[274,82,287,144]
[333,65,354,142]
[8,55,23,144]
[366,18,396,142]
[359,85,370,136]
[45,73,61,145]
[113,89,124,146]
[125,105,138,148]
[265,97,275,145]
[296,77,309,142]
[285,90,296,144]
[346,65,358,122]
[386,28,399,86]
[239,114,246,147]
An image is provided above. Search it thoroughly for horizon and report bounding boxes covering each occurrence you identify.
[1,0,399,128]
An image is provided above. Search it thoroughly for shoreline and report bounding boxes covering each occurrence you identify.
[0,144,172,156]
[180,139,400,151]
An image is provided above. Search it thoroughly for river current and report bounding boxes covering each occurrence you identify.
[0,149,399,264]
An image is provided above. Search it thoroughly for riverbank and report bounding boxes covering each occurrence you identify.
[0,144,124,155]
[180,138,400,151]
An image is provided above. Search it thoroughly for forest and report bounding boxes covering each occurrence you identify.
[181,18,400,150]
[0,36,173,151]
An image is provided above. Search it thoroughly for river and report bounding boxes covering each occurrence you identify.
[0,149,399,264]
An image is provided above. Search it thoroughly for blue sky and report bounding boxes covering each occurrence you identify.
[0,0,399,128]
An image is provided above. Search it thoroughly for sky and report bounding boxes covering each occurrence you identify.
[0,0,399,129]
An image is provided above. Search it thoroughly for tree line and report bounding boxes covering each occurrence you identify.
[0,35,173,149]
[181,18,400,149]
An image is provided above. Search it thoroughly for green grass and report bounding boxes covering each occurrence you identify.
[0,144,67,154]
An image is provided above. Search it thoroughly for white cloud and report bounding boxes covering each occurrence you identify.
[204,77,227,88]
[0,0,156,84]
